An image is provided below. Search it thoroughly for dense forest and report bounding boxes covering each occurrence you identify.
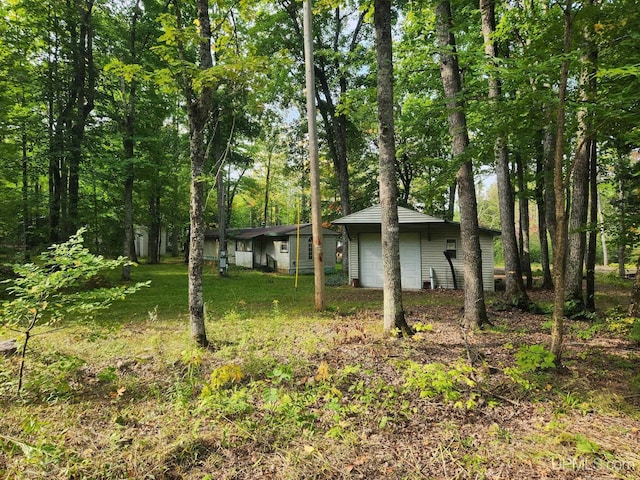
[1,1,640,321]
[3,2,640,476]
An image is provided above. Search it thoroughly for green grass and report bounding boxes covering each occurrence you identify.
[97,263,315,322]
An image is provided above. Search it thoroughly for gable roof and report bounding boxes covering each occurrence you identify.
[332,205,501,236]
[332,205,445,225]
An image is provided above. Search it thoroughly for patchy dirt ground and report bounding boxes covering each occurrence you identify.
[2,284,640,479]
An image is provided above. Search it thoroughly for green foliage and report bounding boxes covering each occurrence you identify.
[412,321,434,333]
[514,344,555,373]
[504,344,555,391]
[402,359,480,409]
[23,352,85,400]
[2,228,149,329]
[1,228,149,393]
[204,364,245,392]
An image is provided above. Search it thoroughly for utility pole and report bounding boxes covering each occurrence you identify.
[303,0,325,310]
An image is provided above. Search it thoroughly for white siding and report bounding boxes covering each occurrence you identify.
[349,235,359,284]
[421,225,495,291]
[236,251,253,268]
[273,239,291,272]
[421,225,464,290]
[480,234,495,292]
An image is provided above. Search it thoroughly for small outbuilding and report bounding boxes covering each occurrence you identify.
[332,205,499,291]
[205,224,340,274]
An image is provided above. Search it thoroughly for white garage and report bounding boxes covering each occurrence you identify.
[333,205,498,292]
[359,232,422,289]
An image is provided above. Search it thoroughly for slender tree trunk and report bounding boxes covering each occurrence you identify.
[263,149,272,226]
[312,7,361,280]
[586,138,597,311]
[446,181,456,221]
[628,253,640,317]
[46,5,61,243]
[216,141,227,276]
[122,2,141,280]
[21,123,30,261]
[551,1,572,366]
[543,125,557,248]
[481,0,530,306]
[516,153,533,288]
[67,0,95,238]
[122,75,136,279]
[616,153,628,279]
[618,246,626,277]
[148,185,161,264]
[535,136,554,289]
[565,57,594,313]
[374,0,412,336]
[436,0,488,329]
[182,0,214,347]
[598,194,608,266]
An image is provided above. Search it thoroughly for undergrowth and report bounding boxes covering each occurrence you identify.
[1,265,639,479]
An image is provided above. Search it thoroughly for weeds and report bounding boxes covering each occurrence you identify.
[1,266,639,479]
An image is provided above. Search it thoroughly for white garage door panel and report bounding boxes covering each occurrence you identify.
[360,233,383,288]
[359,233,421,289]
[399,234,421,289]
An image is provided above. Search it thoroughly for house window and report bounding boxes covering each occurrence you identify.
[308,237,313,260]
[446,239,456,259]
[280,240,289,253]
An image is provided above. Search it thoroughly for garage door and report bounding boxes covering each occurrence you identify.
[359,233,421,289]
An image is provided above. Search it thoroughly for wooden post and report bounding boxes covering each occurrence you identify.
[303,0,325,310]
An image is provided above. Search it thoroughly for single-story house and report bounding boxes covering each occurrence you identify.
[204,224,340,274]
[332,205,499,291]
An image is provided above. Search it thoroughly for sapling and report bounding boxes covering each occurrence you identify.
[1,228,149,393]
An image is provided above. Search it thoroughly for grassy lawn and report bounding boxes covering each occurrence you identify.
[2,262,640,479]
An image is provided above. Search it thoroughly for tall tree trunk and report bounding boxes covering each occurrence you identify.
[565,50,595,313]
[312,7,362,280]
[21,123,30,261]
[263,148,272,226]
[148,185,161,264]
[535,135,554,289]
[516,153,533,288]
[374,0,412,336]
[67,0,95,238]
[598,194,608,266]
[480,0,530,307]
[122,2,141,280]
[182,0,214,347]
[543,125,557,248]
[436,0,488,329]
[49,120,64,243]
[446,181,456,221]
[585,31,598,311]
[550,1,572,366]
[628,253,640,317]
[122,76,136,278]
[215,139,228,276]
[617,170,626,278]
[586,138,597,311]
